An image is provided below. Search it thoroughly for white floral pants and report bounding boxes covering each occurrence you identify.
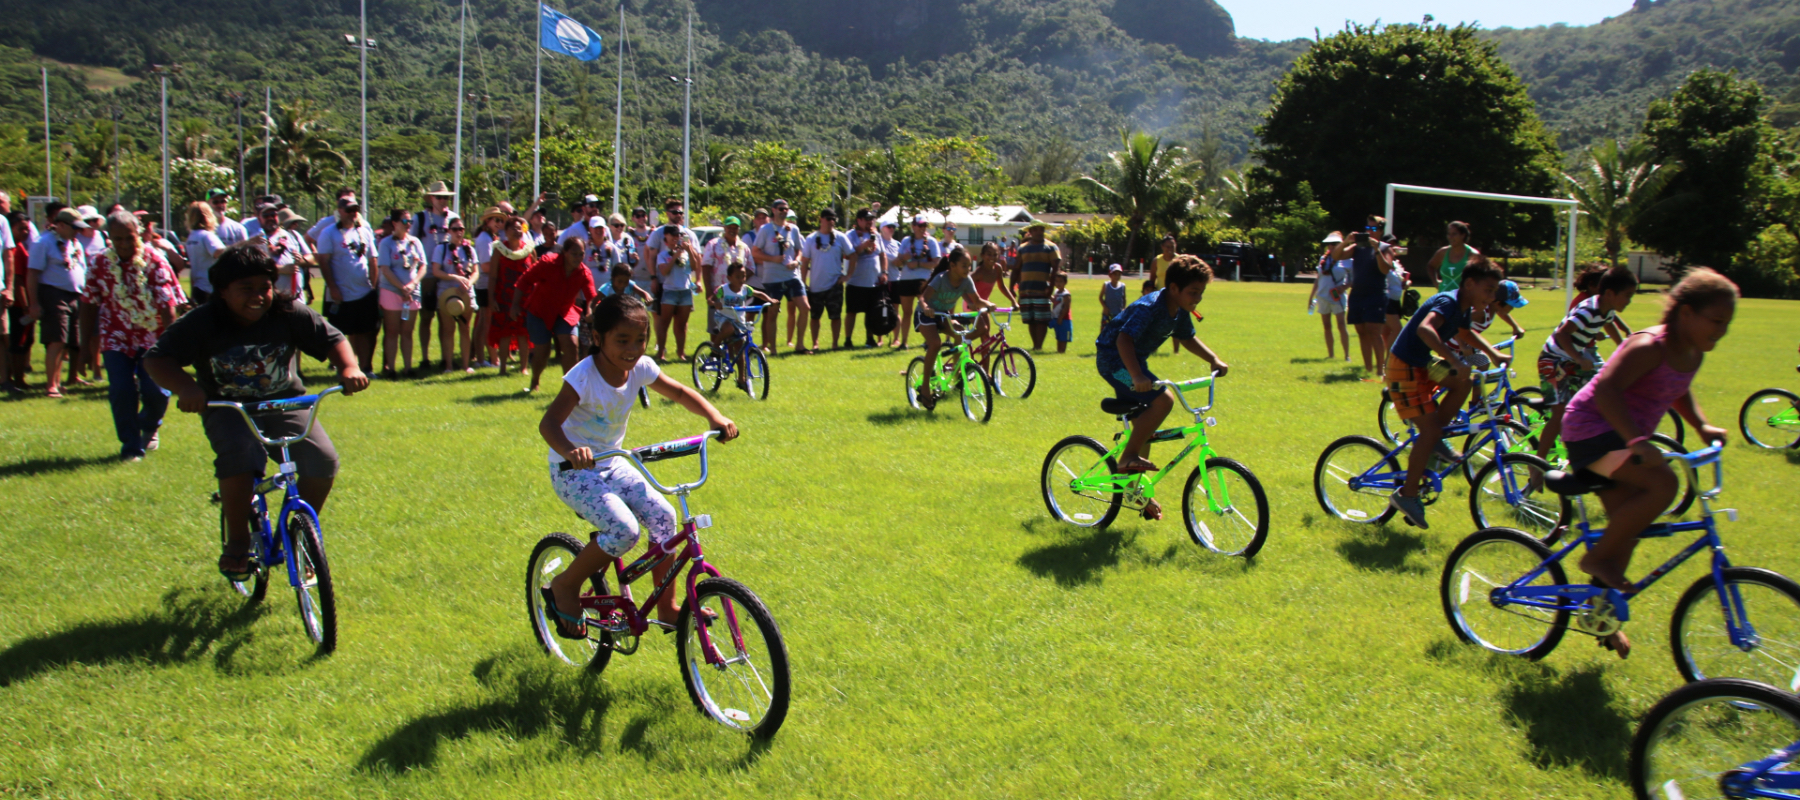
[549,460,678,557]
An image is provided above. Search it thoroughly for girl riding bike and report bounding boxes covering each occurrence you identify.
[915,248,995,409]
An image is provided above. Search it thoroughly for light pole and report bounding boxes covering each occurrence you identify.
[40,67,51,198]
[225,90,247,209]
[452,0,467,216]
[108,105,122,204]
[150,64,182,232]
[341,29,377,204]
[668,74,692,212]
[263,87,272,196]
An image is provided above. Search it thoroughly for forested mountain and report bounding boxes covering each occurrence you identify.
[0,0,1795,211]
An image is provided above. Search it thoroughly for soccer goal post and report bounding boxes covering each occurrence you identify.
[1383,183,1580,307]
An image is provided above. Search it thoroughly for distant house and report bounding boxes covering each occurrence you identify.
[875,205,1043,246]
[1626,251,1677,284]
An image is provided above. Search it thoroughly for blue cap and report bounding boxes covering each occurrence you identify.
[1499,280,1528,308]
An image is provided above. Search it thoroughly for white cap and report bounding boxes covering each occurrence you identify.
[1322,232,1343,244]
[911,214,930,225]
[77,205,103,221]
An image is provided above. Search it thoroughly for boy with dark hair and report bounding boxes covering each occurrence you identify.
[1384,259,1508,529]
[145,244,370,580]
[1535,266,1637,462]
[1093,255,1229,520]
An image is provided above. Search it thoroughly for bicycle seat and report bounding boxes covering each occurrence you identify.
[1544,469,1615,496]
[1100,398,1150,420]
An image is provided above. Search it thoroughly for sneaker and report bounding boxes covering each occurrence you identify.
[120,453,143,463]
[1433,439,1462,464]
[1389,494,1429,529]
[142,430,159,452]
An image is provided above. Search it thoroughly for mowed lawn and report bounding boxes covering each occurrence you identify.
[2,278,1797,798]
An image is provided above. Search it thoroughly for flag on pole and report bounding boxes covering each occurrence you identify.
[540,5,604,61]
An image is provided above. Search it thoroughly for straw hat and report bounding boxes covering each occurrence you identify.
[423,180,454,197]
[479,206,507,227]
[441,294,469,319]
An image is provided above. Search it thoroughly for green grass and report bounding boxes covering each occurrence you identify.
[3,280,1797,798]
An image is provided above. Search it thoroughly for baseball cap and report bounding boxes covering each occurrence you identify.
[911,214,930,225]
[1108,263,1124,274]
[206,188,231,201]
[1025,222,1046,232]
[52,208,90,229]
[880,220,898,229]
[771,198,789,208]
[76,205,102,222]
[1499,280,1529,308]
[581,194,601,205]
[855,208,875,221]
[818,208,837,221]
[255,203,279,216]
[786,211,797,220]
[1322,232,1343,244]
[723,215,742,227]
[338,195,362,211]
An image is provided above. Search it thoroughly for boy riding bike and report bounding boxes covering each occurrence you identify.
[1093,255,1228,520]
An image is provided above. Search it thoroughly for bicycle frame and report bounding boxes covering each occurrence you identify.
[707,304,765,380]
[208,386,342,589]
[1068,375,1229,509]
[1353,367,1523,497]
[966,308,1015,364]
[1718,743,1800,796]
[922,313,985,394]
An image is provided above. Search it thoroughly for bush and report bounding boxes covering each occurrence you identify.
[1732,224,1800,299]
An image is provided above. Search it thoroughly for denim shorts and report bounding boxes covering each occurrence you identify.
[527,313,575,346]
[764,279,805,301]
[662,289,694,308]
[1096,352,1162,404]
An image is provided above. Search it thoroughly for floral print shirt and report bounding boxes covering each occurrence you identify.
[82,247,180,352]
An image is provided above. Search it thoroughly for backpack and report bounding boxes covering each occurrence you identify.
[867,289,898,337]
[1401,288,1422,318]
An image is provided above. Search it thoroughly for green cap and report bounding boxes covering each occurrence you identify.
[723,215,742,227]
[206,188,230,200]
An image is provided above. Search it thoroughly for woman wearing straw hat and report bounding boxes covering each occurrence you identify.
[432,218,480,374]
[1309,232,1352,361]
[414,180,460,370]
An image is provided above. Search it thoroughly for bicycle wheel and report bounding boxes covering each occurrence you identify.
[1041,435,1122,529]
[903,357,928,410]
[960,362,992,423]
[1741,388,1800,450]
[1508,386,1548,421]
[1377,394,1411,445]
[991,346,1037,399]
[526,532,613,672]
[1460,419,1533,485]
[1183,457,1269,558]
[285,510,337,654]
[1440,527,1569,659]
[690,342,723,394]
[221,505,269,603]
[743,348,770,400]
[1671,567,1800,686]
[1468,453,1570,544]
[1651,433,1698,519]
[1313,435,1399,525]
[676,577,791,739]
[1631,677,1800,800]
[1659,408,1688,448]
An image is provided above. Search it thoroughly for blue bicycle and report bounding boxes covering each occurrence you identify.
[1315,363,1569,538]
[208,386,343,653]
[691,305,769,401]
[1441,447,1800,689]
[1630,677,1800,799]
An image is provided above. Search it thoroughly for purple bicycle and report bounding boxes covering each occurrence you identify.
[525,430,791,738]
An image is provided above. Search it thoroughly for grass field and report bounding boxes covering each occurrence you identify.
[2,278,1797,798]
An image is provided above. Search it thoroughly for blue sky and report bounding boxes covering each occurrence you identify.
[1230,0,1634,41]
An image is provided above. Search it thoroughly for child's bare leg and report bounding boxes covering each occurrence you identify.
[548,540,613,620]
[218,473,256,571]
[1579,460,1678,590]
[1538,406,1566,461]
[528,339,550,389]
[1121,390,1173,468]
[650,557,682,624]
[1402,414,1445,495]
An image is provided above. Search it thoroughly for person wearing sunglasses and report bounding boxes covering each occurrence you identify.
[639,198,698,355]
[557,193,606,247]
[205,189,249,248]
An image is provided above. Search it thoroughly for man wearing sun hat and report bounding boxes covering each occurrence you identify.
[1010,221,1060,350]
[205,188,249,248]
[23,208,92,397]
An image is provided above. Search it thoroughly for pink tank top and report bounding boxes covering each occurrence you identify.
[1561,329,1695,443]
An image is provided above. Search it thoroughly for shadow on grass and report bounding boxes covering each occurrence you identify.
[1335,525,1430,574]
[359,649,770,774]
[1288,357,1337,364]
[1501,663,1632,780]
[1017,527,1129,587]
[0,587,272,686]
[463,391,539,405]
[0,453,118,479]
[866,407,957,426]
[1313,370,1374,385]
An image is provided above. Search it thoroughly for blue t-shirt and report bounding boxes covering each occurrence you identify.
[1390,289,1470,367]
[1095,289,1195,359]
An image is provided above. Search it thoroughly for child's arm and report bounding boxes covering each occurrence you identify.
[539,384,595,468]
[1605,317,1630,344]
[962,286,995,313]
[751,289,776,305]
[648,372,739,441]
[1670,390,1728,445]
[1551,318,1594,370]
[1412,312,1465,375]
[1115,331,1153,392]
[1178,337,1228,376]
[145,356,207,414]
[325,337,370,392]
[1498,307,1525,340]
[632,284,653,302]
[1454,329,1508,366]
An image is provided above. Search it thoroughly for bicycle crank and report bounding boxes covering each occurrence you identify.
[1573,596,1624,637]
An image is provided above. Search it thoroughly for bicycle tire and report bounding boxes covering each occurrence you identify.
[1740,388,1800,450]
[1650,433,1698,519]
[1660,408,1688,448]
[691,342,723,394]
[961,362,993,423]
[1313,435,1400,525]
[1459,419,1533,485]
[1630,677,1800,800]
[286,510,337,654]
[992,346,1037,399]
[676,577,791,739]
[904,357,928,410]
[1041,435,1122,529]
[1468,453,1570,544]
[744,348,770,400]
[221,505,268,603]
[1670,567,1800,687]
[1440,527,1569,660]
[1183,457,1269,558]
[1377,394,1411,446]
[526,532,614,672]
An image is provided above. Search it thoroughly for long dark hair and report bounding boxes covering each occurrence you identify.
[584,292,649,342]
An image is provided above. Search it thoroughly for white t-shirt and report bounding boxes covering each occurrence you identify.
[879,235,901,280]
[268,227,309,300]
[752,222,802,284]
[640,225,697,274]
[702,236,753,292]
[377,234,426,295]
[658,248,695,292]
[895,236,942,281]
[415,209,460,252]
[557,216,602,246]
[802,230,853,292]
[216,216,249,247]
[845,229,885,288]
[242,217,263,238]
[472,231,496,288]
[550,355,662,464]
[315,222,377,302]
[185,229,227,292]
[307,215,337,245]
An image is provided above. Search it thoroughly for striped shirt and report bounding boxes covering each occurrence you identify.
[1542,295,1614,360]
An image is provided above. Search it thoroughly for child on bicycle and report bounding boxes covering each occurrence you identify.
[1094,255,1229,521]
[145,244,370,580]
[1384,259,1508,529]
[539,293,738,640]
[710,262,776,390]
[915,247,995,410]
[1536,267,1637,464]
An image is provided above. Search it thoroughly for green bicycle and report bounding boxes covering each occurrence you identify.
[1039,373,1270,558]
[1739,384,1800,450]
[904,312,995,423]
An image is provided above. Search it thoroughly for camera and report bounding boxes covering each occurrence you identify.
[1353,231,1368,244]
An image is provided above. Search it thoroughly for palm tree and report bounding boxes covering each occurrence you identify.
[246,100,353,210]
[175,118,217,161]
[1563,138,1679,267]
[1076,129,1200,264]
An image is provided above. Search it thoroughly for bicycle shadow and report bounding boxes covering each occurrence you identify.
[1499,662,1632,780]
[0,586,271,686]
[1335,524,1430,574]
[463,391,541,405]
[0,453,118,480]
[1017,526,1131,587]
[850,348,903,360]
[866,408,957,426]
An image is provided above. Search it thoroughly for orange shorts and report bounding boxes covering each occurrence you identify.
[1385,355,1439,422]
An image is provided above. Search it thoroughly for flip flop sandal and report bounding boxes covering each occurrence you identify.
[539,587,588,641]
[653,606,720,634]
[218,548,256,583]
[1119,458,1159,474]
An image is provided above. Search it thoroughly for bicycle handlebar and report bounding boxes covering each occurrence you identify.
[1155,371,1221,415]
[205,385,345,448]
[562,429,721,497]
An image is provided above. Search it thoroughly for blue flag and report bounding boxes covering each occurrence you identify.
[540,4,604,61]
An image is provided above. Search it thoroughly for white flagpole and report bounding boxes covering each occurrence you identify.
[41,67,52,198]
[533,2,543,202]
[359,0,369,205]
[452,0,467,216]
[263,87,271,194]
[612,3,623,215]
[682,5,691,212]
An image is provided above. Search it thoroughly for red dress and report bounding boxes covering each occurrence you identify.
[487,250,534,345]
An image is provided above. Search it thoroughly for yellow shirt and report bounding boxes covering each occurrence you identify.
[1152,253,1176,285]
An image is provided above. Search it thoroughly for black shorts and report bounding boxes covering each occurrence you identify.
[845,285,881,316]
[1565,430,1627,473]
[474,288,490,308]
[328,293,381,336]
[892,279,925,299]
[1386,299,1403,317]
[1346,297,1385,325]
[419,277,440,312]
[204,407,339,479]
[7,305,34,354]
[807,285,843,321]
[36,285,80,345]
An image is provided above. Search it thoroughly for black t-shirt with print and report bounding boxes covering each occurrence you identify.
[148,302,346,401]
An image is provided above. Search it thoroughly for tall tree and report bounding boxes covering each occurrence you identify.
[1562,138,1678,267]
[1254,24,1562,251]
[245,100,352,209]
[1630,69,1775,270]
[1076,129,1199,264]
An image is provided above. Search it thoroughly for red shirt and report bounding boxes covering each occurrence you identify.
[516,253,596,326]
[82,247,181,352]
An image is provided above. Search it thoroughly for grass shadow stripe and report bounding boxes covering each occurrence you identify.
[0,587,268,686]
